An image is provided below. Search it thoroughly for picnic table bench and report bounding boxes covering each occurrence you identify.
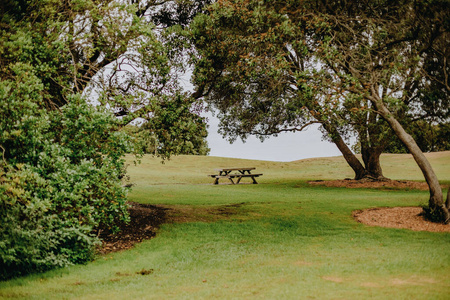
[208,167,263,185]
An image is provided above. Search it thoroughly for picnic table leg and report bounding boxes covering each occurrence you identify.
[228,177,236,184]
[251,176,258,184]
[214,177,219,184]
[236,176,243,184]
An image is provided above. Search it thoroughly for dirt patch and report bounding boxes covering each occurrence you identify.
[322,276,344,283]
[98,202,244,254]
[308,178,430,190]
[98,202,167,254]
[161,202,245,223]
[353,207,450,232]
[309,179,449,232]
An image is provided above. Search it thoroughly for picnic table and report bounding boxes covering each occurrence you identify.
[208,167,263,185]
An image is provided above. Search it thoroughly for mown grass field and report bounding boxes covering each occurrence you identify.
[1,152,449,299]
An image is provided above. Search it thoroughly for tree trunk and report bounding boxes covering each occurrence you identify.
[372,97,450,223]
[322,121,367,180]
[359,108,386,180]
[361,146,385,179]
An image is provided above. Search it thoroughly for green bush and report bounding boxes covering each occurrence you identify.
[0,164,96,279]
[0,72,133,280]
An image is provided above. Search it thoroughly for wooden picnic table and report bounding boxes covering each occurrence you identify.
[208,167,263,185]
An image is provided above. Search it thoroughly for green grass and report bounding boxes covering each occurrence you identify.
[1,152,449,299]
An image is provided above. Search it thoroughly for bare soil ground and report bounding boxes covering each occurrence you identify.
[99,179,449,254]
[98,202,167,254]
[353,207,450,233]
[308,178,430,190]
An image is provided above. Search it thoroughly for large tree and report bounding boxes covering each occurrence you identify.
[189,0,397,180]
[191,0,449,221]
[1,0,211,158]
[318,0,449,221]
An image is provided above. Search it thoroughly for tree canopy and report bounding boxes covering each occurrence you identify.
[191,0,449,221]
[1,0,210,159]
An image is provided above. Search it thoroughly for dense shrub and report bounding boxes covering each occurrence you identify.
[0,164,96,279]
[0,72,132,280]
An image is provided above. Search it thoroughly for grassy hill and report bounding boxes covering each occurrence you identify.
[126,150,450,184]
[1,152,449,299]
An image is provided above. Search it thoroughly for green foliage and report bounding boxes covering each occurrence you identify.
[121,125,159,155]
[421,203,449,223]
[120,94,210,158]
[0,164,96,280]
[1,0,210,155]
[0,0,213,280]
[190,0,328,142]
[0,74,132,279]
[146,94,210,158]
[383,121,450,153]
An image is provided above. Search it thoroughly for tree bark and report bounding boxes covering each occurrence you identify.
[322,121,367,180]
[361,146,385,179]
[359,109,386,180]
[371,95,450,223]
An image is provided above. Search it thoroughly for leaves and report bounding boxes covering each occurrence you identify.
[191,0,449,171]
[0,0,213,279]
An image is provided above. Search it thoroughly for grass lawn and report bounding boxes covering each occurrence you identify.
[1,152,449,299]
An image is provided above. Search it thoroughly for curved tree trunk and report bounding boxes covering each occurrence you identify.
[372,96,450,223]
[322,121,367,180]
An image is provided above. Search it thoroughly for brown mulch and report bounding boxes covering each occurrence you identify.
[353,207,450,233]
[97,202,244,254]
[308,178,430,190]
[99,180,449,254]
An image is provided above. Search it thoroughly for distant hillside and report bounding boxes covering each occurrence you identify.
[125,151,450,184]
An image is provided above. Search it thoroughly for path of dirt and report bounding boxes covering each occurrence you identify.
[99,180,449,254]
[311,179,449,233]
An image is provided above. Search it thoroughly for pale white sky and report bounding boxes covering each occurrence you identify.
[204,111,342,162]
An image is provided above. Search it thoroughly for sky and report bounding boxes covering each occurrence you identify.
[180,73,342,162]
[203,111,342,162]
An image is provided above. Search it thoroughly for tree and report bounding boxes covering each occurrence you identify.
[316,0,450,221]
[191,0,449,222]
[190,0,394,180]
[0,74,132,279]
[1,0,211,159]
[124,96,210,156]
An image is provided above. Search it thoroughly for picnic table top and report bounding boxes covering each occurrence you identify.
[215,167,256,172]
